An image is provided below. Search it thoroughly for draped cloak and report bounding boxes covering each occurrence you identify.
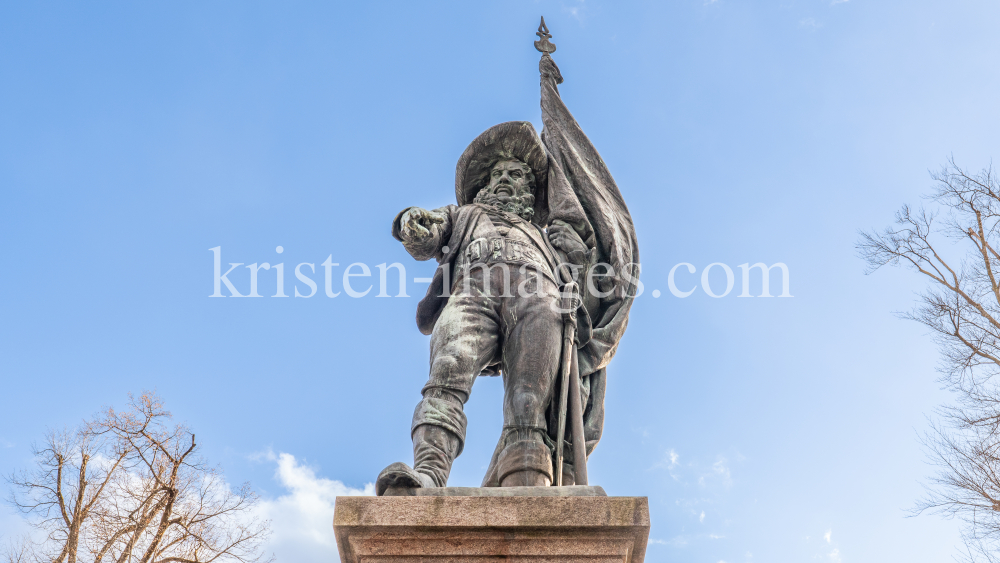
[409,56,639,485]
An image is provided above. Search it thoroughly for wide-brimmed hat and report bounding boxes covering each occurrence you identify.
[454,121,549,222]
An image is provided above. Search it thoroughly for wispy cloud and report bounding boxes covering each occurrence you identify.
[563,0,587,23]
[632,426,651,439]
[698,456,733,488]
[799,17,822,29]
[0,514,36,542]
[652,448,682,481]
[254,451,373,562]
[649,533,725,548]
[831,0,849,4]
[817,528,842,562]
[648,535,688,547]
[712,457,733,487]
[657,451,742,539]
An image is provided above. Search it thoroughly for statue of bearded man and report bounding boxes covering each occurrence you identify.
[377,51,639,495]
[377,122,592,494]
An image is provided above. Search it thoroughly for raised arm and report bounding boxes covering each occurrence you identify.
[391,206,453,261]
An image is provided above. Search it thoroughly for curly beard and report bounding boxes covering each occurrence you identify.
[474,190,536,222]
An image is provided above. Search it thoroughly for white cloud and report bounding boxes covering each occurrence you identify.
[0,513,36,541]
[256,452,374,562]
[653,448,682,481]
[3,452,371,562]
[819,529,841,562]
[659,450,738,489]
[831,0,849,4]
[708,533,724,539]
[700,510,706,523]
[712,458,732,487]
[563,0,587,23]
[648,536,688,547]
[799,17,822,29]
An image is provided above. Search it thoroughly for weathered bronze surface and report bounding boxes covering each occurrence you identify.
[376,19,639,495]
[534,16,557,55]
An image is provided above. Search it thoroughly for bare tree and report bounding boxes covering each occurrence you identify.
[859,158,1000,561]
[4,393,272,563]
[2,536,37,563]
[7,428,129,563]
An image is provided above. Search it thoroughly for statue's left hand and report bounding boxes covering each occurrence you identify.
[548,221,588,264]
[539,54,563,85]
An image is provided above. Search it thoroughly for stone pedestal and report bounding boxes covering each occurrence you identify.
[333,487,650,563]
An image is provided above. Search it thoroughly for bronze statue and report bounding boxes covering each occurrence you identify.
[376,20,639,494]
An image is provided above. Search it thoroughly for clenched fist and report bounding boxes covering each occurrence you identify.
[548,220,588,264]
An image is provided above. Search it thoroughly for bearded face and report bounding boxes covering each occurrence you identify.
[473,159,536,221]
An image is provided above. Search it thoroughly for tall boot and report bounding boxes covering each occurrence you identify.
[496,435,553,487]
[376,393,467,496]
[412,423,461,487]
[375,424,461,495]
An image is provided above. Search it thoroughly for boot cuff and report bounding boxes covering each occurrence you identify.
[411,396,467,456]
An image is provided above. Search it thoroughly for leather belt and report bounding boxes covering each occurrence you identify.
[461,237,554,279]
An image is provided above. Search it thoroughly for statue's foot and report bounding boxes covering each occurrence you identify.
[375,462,436,496]
[500,469,551,487]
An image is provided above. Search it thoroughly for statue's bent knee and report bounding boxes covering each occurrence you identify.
[428,353,478,391]
[429,353,461,377]
[508,387,549,427]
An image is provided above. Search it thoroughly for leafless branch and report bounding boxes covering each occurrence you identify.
[5,392,272,563]
[861,159,1000,561]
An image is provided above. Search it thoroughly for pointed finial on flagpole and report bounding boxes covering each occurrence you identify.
[534,16,556,56]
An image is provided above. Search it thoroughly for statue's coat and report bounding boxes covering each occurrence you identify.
[396,56,639,486]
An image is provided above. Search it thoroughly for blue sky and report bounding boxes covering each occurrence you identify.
[2,1,999,561]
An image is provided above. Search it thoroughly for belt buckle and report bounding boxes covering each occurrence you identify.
[468,238,486,262]
[508,241,521,261]
[492,239,503,260]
